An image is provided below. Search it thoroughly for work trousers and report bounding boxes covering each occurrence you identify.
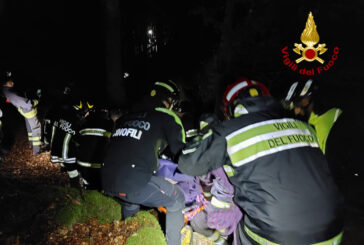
[25,116,42,154]
[118,175,185,245]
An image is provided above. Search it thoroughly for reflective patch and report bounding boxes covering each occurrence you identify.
[67,170,79,178]
[226,118,318,167]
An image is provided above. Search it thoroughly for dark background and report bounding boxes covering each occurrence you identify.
[0,1,363,243]
[0,0,363,116]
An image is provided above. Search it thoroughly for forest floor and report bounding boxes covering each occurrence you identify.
[0,129,159,245]
[0,126,363,244]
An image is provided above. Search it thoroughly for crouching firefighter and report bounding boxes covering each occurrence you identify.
[1,72,42,154]
[102,80,186,245]
[178,77,344,245]
[76,100,113,190]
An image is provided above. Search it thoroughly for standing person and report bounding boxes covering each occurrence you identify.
[42,84,74,151]
[1,71,43,155]
[76,100,113,190]
[179,77,344,245]
[101,80,186,245]
[50,97,84,187]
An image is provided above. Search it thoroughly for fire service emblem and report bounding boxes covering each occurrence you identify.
[293,12,327,64]
[281,12,339,76]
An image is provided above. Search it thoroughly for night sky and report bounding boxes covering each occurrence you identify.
[0,0,363,114]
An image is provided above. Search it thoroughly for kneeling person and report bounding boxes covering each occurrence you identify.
[102,80,186,245]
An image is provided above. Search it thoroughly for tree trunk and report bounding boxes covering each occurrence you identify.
[103,0,126,107]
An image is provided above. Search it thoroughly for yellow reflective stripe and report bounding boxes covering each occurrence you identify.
[244,225,280,245]
[155,81,174,92]
[210,196,231,209]
[200,121,208,130]
[218,229,226,234]
[79,128,108,137]
[29,136,41,141]
[223,165,234,177]
[77,160,102,168]
[62,134,71,158]
[202,129,212,140]
[18,107,37,118]
[155,107,186,143]
[312,232,343,245]
[33,142,42,146]
[245,225,342,245]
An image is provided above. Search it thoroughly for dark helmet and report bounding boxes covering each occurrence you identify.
[150,80,180,109]
[223,77,270,119]
[283,79,317,110]
[73,98,95,119]
[0,71,13,84]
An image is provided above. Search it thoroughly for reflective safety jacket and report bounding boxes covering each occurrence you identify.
[50,106,79,164]
[308,108,342,154]
[76,113,113,168]
[102,106,186,195]
[178,97,343,245]
[2,87,37,119]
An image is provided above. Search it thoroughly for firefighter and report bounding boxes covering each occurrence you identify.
[174,99,198,141]
[76,99,113,190]
[284,79,364,206]
[1,71,43,155]
[283,79,342,154]
[42,84,74,151]
[101,80,186,245]
[50,96,84,187]
[178,77,344,245]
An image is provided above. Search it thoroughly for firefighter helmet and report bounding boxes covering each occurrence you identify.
[150,80,180,109]
[223,77,270,119]
[73,97,95,119]
[283,79,317,110]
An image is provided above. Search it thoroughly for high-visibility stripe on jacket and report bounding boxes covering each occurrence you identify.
[226,118,319,167]
[76,114,113,168]
[244,225,343,245]
[50,107,79,164]
[178,96,343,244]
[18,107,37,119]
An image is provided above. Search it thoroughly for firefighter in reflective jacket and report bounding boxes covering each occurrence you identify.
[283,79,342,154]
[1,72,42,154]
[178,78,344,245]
[102,80,186,245]
[76,101,113,190]
[50,99,83,186]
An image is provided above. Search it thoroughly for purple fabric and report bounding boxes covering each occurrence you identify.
[197,167,243,244]
[158,161,242,244]
[210,168,234,203]
[204,202,242,236]
[157,159,203,204]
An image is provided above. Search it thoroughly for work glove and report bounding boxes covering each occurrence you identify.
[198,113,219,136]
[182,113,219,155]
